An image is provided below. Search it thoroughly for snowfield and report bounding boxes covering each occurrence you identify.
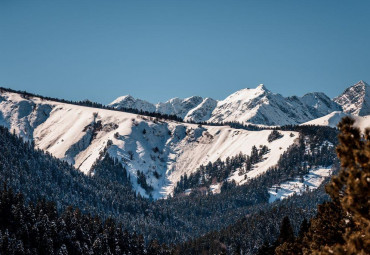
[353,115,370,131]
[302,112,370,131]
[0,91,298,199]
[302,111,348,128]
[227,131,297,185]
[268,167,332,203]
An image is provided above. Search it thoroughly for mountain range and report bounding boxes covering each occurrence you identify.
[109,80,370,126]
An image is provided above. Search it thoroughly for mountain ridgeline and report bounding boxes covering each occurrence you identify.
[109,80,370,126]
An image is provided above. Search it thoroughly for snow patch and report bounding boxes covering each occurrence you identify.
[268,167,332,203]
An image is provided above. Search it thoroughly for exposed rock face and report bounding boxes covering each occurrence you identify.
[334,80,370,116]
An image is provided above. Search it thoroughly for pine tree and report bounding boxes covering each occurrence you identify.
[321,117,370,254]
[298,218,309,239]
[277,216,294,245]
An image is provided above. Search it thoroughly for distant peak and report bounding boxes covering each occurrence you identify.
[302,91,328,98]
[109,95,134,105]
[356,80,369,87]
[184,95,203,101]
[167,97,181,103]
[122,95,134,99]
[334,80,370,116]
[257,84,266,90]
[339,80,369,96]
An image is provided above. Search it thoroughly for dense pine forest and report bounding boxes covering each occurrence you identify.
[0,185,170,254]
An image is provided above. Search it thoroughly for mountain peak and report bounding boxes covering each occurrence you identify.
[109,95,134,105]
[334,80,370,116]
[109,95,156,112]
[256,84,267,90]
[356,80,369,87]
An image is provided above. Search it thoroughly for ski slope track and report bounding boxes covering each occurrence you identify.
[0,91,298,199]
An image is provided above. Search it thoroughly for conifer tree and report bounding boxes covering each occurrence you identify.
[321,117,370,254]
[298,218,309,240]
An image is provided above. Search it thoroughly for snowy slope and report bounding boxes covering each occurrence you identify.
[165,128,298,195]
[156,96,204,119]
[268,167,332,203]
[227,131,297,185]
[0,91,298,199]
[302,112,370,131]
[302,111,348,128]
[184,98,218,122]
[299,92,342,116]
[353,115,370,131]
[334,80,370,116]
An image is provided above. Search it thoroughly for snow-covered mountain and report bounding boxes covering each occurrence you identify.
[0,90,297,199]
[184,97,218,122]
[109,95,216,122]
[299,92,342,117]
[208,85,341,125]
[301,80,370,129]
[109,95,156,112]
[334,80,370,116]
[110,84,342,126]
[156,96,204,119]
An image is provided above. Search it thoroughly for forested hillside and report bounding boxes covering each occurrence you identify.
[174,185,331,254]
[0,124,339,250]
[0,185,170,254]
[257,117,370,254]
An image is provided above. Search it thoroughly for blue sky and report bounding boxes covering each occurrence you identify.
[1,0,369,104]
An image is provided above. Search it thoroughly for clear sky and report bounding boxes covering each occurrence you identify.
[1,0,369,104]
